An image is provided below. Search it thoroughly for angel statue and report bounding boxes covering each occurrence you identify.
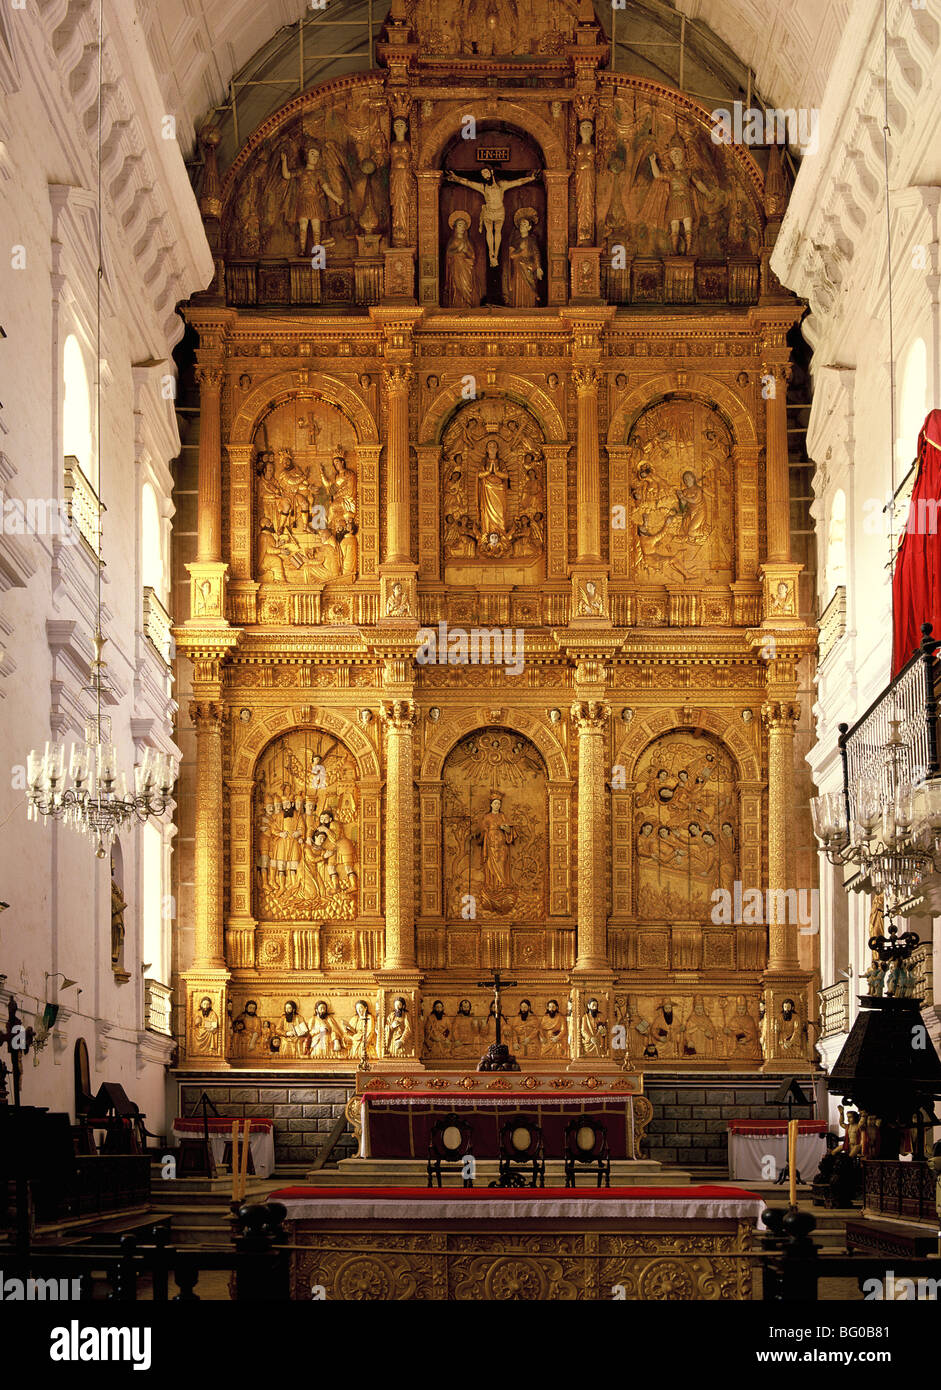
[445,164,540,268]
[639,134,711,255]
[280,144,344,255]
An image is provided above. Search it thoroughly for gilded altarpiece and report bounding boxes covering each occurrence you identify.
[174,0,816,1079]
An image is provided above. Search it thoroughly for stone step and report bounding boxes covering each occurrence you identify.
[317,1156,690,1187]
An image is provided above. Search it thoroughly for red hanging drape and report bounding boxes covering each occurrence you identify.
[891,409,941,676]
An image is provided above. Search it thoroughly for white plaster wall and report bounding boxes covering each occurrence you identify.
[773,0,941,1086]
[0,4,210,1128]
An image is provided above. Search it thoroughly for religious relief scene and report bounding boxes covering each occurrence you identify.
[442,730,548,920]
[441,398,546,579]
[628,399,734,583]
[254,397,359,588]
[12,0,941,1321]
[254,731,360,922]
[634,733,737,919]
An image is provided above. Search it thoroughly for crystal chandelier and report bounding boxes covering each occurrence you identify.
[811,722,941,921]
[25,2,177,858]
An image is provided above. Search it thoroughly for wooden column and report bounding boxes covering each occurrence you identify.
[383,365,413,566]
[762,361,792,565]
[571,699,610,971]
[381,698,417,969]
[195,364,223,563]
[762,700,801,971]
[190,698,226,969]
[574,366,602,565]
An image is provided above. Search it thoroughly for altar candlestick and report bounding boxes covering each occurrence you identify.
[231,1121,238,1202]
[788,1119,798,1206]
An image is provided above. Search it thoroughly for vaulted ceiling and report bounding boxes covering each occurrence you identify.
[138,0,850,165]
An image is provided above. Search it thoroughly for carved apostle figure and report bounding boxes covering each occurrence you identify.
[510,1000,540,1059]
[444,210,482,308]
[346,999,375,1062]
[385,581,412,618]
[574,119,596,245]
[276,999,310,1058]
[389,117,414,247]
[310,1000,346,1058]
[450,999,479,1058]
[580,997,608,1058]
[504,207,543,307]
[233,1000,263,1057]
[682,995,716,1059]
[385,997,413,1058]
[725,997,760,1059]
[773,997,803,1055]
[424,999,450,1058]
[539,998,567,1058]
[193,996,220,1055]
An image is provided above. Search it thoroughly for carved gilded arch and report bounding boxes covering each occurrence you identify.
[612,707,761,785]
[418,101,566,173]
[232,705,381,781]
[229,373,379,447]
[607,373,757,449]
[419,374,567,445]
[420,710,569,783]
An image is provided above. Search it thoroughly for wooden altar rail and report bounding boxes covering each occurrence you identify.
[6,1205,939,1301]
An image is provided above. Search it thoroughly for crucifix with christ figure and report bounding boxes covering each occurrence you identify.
[476,969,517,1049]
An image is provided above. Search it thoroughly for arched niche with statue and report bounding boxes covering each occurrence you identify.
[440,396,547,584]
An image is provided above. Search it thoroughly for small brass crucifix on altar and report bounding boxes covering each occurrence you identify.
[476,969,517,1048]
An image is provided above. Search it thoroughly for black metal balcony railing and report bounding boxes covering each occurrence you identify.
[838,623,941,815]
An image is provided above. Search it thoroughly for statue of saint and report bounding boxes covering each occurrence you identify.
[450,999,479,1058]
[445,164,540,268]
[110,869,127,969]
[423,999,450,1058]
[477,794,516,892]
[444,210,481,307]
[389,117,414,247]
[476,438,510,535]
[539,999,567,1058]
[580,998,608,1057]
[192,996,220,1054]
[345,1000,375,1062]
[504,207,542,307]
[385,998,412,1058]
[574,119,596,245]
[280,144,344,254]
[310,1000,346,1058]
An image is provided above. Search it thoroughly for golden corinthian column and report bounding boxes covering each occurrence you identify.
[383,365,413,566]
[190,699,226,970]
[762,358,792,566]
[761,700,801,971]
[571,699,610,971]
[381,699,418,969]
[573,366,602,565]
[195,364,223,564]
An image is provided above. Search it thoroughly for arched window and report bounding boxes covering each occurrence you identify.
[141,481,165,599]
[825,488,847,596]
[63,334,93,482]
[897,337,927,474]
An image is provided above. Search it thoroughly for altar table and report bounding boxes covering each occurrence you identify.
[359,1091,648,1160]
[172,1117,276,1178]
[727,1120,827,1182]
[268,1184,765,1300]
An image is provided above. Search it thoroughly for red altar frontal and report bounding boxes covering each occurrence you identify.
[359,1092,647,1160]
[268,1186,766,1300]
